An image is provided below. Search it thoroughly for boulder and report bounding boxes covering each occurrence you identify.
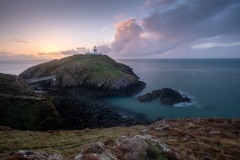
[137,92,153,102]
[1,150,63,160]
[75,135,182,160]
[137,88,191,105]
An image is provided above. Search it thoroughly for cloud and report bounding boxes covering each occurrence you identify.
[192,41,240,49]
[38,47,89,58]
[101,26,108,32]
[11,39,29,43]
[0,52,40,60]
[101,0,240,58]
[114,13,125,20]
[144,0,177,8]
[60,49,81,55]
[142,0,240,39]
[76,47,88,54]
[0,52,8,55]
[99,18,182,58]
[97,44,111,53]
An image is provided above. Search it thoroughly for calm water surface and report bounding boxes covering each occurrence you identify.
[0,60,47,75]
[106,59,240,120]
[1,59,240,120]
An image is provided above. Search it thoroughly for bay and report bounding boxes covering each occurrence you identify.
[105,59,240,120]
[1,59,240,120]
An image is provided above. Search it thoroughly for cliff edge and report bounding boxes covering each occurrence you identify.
[4,55,147,130]
[0,73,63,130]
[19,54,145,95]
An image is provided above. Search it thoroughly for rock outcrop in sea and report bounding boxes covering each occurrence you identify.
[137,88,191,105]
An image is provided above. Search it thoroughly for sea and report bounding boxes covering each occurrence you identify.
[1,59,240,120]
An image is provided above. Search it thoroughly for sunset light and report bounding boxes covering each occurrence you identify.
[1,0,239,60]
[0,1,240,159]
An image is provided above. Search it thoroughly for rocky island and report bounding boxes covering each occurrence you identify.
[1,55,146,130]
[137,88,191,105]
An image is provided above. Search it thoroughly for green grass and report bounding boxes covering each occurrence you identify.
[19,54,138,88]
[0,94,62,130]
[0,126,144,159]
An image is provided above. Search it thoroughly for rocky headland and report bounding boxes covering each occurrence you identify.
[1,55,147,130]
[1,55,240,159]
[137,88,191,105]
[19,54,145,96]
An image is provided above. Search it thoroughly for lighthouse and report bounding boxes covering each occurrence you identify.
[85,46,102,55]
[93,46,97,54]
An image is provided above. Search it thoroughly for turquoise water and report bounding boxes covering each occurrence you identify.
[105,59,240,120]
[1,59,240,120]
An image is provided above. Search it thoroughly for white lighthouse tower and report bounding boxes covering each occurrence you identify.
[85,46,102,55]
[93,46,97,54]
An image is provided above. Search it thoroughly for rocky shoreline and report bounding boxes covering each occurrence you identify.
[0,55,148,131]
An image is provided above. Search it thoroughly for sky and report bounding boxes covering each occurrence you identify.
[0,0,240,60]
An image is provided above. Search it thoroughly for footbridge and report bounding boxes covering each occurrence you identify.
[26,75,56,83]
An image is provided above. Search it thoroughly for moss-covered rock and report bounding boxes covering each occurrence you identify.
[0,73,63,130]
[0,73,33,95]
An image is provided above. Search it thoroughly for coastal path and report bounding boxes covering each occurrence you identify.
[26,75,56,83]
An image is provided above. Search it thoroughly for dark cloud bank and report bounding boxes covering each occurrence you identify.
[100,0,240,58]
[11,39,29,43]
[37,0,240,58]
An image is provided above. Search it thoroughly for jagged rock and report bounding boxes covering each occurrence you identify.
[1,150,63,160]
[115,135,182,160]
[137,92,153,102]
[75,142,117,160]
[137,88,191,105]
[75,135,182,160]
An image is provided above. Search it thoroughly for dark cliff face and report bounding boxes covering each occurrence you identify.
[19,55,145,95]
[0,73,63,130]
[1,55,147,130]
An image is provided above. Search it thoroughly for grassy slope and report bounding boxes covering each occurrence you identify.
[0,126,143,159]
[148,118,240,160]
[19,55,138,88]
[0,118,239,160]
[0,73,33,95]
